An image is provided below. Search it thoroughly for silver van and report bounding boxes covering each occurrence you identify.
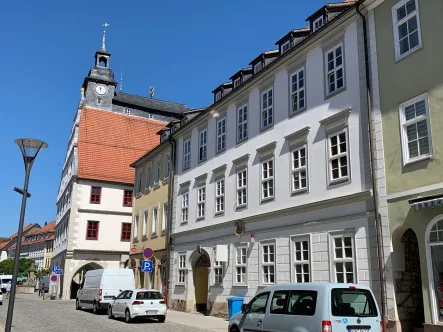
[228,283,381,332]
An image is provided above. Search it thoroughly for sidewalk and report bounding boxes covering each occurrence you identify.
[167,310,229,332]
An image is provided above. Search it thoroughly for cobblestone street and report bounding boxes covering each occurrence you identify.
[0,294,222,332]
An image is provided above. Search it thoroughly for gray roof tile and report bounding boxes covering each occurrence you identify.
[113,92,188,114]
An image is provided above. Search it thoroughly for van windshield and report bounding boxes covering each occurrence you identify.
[1,279,12,284]
[331,288,378,317]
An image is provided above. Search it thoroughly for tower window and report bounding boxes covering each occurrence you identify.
[98,57,107,68]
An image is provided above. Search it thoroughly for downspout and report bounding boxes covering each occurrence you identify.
[165,133,176,307]
[356,2,387,329]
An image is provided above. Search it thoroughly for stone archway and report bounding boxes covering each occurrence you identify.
[70,262,103,299]
[192,252,210,313]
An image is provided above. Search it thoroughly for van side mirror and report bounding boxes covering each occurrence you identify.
[241,303,249,313]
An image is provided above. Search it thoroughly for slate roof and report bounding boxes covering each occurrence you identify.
[77,107,166,184]
[113,92,188,115]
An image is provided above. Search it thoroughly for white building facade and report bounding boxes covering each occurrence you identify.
[168,2,382,316]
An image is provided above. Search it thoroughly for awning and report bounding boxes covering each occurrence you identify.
[409,193,443,211]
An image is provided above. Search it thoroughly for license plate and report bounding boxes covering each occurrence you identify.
[350,329,368,332]
[104,296,115,300]
[146,310,157,314]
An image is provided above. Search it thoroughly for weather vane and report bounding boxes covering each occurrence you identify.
[150,86,155,98]
[102,22,109,50]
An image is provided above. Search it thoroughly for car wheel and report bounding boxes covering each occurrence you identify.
[125,310,132,323]
[230,326,240,332]
[76,299,81,310]
[93,302,99,315]
[107,305,113,319]
[157,316,166,323]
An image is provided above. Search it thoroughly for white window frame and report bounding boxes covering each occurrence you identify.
[313,16,324,31]
[234,77,241,89]
[164,151,171,180]
[291,146,308,193]
[237,104,248,143]
[183,139,191,170]
[181,191,189,224]
[142,209,149,237]
[154,157,161,185]
[261,242,276,285]
[325,43,345,96]
[261,158,275,201]
[290,67,306,114]
[261,88,274,130]
[152,206,158,235]
[235,246,247,285]
[281,40,290,53]
[198,129,207,162]
[134,213,139,240]
[236,168,247,208]
[215,178,225,215]
[178,253,186,284]
[215,91,222,102]
[254,61,263,74]
[216,117,226,153]
[197,185,206,219]
[292,237,311,283]
[332,234,356,284]
[145,163,152,190]
[162,202,168,231]
[392,0,422,61]
[399,93,432,165]
[328,129,349,184]
[214,260,224,285]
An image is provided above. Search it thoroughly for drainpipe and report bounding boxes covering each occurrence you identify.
[165,133,176,307]
[356,2,387,330]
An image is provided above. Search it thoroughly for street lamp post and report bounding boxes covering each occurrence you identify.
[5,138,47,332]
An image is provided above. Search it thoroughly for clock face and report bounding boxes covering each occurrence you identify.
[95,85,107,95]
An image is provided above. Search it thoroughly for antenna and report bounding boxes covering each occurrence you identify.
[149,86,155,98]
[120,67,123,92]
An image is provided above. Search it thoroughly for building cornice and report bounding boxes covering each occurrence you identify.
[77,208,132,216]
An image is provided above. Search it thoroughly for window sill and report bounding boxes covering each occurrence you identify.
[289,107,307,119]
[329,177,350,186]
[232,284,248,288]
[260,197,275,204]
[143,187,151,194]
[395,45,422,63]
[196,217,205,222]
[180,222,188,226]
[153,183,160,189]
[325,86,346,100]
[161,229,167,236]
[216,149,226,156]
[151,233,158,239]
[236,138,248,147]
[291,188,308,196]
[198,159,207,165]
[163,177,170,184]
[142,236,148,241]
[236,204,247,211]
[260,124,274,134]
[176,283,186,287]
[182,166,191,173]
[133,238,139,243]
[135,192,143,199]
[403,154,432,167]
[215,211,224,217]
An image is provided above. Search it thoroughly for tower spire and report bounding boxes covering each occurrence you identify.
[120,67,123,92]
[101,22,109,51]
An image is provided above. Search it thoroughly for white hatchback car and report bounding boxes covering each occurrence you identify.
[107,289,166,323]
[0,292,3,305]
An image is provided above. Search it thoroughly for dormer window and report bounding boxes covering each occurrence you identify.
[234,78,241,89]
[215,91,222,102]
[281,41,290,54]
[161,133,167,143]
[313,16,324,31]
[254,62,263,74]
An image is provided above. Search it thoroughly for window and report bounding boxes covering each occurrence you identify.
[152,207,158,235]
[181,192,189,224]
[121,223,131,242]
[214,260,223,284]
[197,186,206,219]
[292,147,307,192]
[123,190,133,207]
[183,139,191,170]
[328,130,349,182]
[262,243,275,284]
[136,170,142,194]
[430,219,443,243]
[234,77,241,89]
[162,203,168,231]
[261,159,274,201]
[254,62,263,74]
[331,288,378,317]
[164,151,171,180]
[145,164,152,189]
[215,178,225,214]
[325,43,345,95]
[215,91,222,102]
[142,210,148,236]
[392,0,421,60]
[216,118,226,153]
[154,158,161,185]
[86,221,99,240]
[270,291,289,314]
[333,235,355,283]
[248,293,270,314]
[294,239,310,282]
[178,254,186,284]
[133,214,139,239]
[399,94,431,164]
[287,291,317,316]
[198,130,207,162]
[281,41,290,53]
[90,187,101,204]
[236,169,247,208]
[237,105,248,142]
[290,68,305,114]
[261,88,273,129]
[313,16,324,31]
[235,247,247,284]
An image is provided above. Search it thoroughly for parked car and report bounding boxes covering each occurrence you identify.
[228,283,381,332]
[76,268,135,314]
[0,275,12,293]
[0,291,3,305]
[107,289,167,324]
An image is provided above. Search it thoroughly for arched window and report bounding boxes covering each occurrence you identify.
[427,218,443,323]
[430,219,443,243]
[98,57,107,68]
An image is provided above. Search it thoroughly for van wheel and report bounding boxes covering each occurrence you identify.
[230,326,240,332]
[76,299,81,310]
[92,302,99,315]
[107,305,113,319]
[157,316,165,323]
[125,310,132,323]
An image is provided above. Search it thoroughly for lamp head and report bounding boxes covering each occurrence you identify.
[14,138,48,163]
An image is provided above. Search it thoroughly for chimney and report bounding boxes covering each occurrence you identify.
[45,222,47,226]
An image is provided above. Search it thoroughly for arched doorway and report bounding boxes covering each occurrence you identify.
[70,262,103,299]
[393,228,424,332]
[426,217,443,323]
[193,253,210,313]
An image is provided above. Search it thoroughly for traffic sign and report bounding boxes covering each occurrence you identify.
[141,260,153,273]
[52,266,59,273]
[130,247,137,253]
[56,269,64,275]
[143,248,154,259]
[50,275,57,282]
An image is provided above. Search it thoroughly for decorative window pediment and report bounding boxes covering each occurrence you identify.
[256,141,277,161]
[212,164,227,178]
[232,153,250,170]
[284,126,310,149]
[319,108,351,134]
[195,173,208,185]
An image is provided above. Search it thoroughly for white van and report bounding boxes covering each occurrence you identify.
[76,268,135,314]
[0,275,12,293]
[229,283,381,332]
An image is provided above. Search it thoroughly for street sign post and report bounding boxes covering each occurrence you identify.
[141,260,153,273]
[143,248,154,259]
[52,266,63,275]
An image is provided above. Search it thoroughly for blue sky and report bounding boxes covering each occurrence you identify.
[0,0,328,237]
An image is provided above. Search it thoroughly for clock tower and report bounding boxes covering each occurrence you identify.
[81,23,117,111]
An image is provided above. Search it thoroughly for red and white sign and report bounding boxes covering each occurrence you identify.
[130,247,137,253]
[143,248,154,259]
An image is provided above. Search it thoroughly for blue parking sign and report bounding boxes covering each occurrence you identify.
[141,260,153,273]
[52,266,59,273]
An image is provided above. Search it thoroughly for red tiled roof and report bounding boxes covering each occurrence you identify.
[0,240,10,250]
[77,108,166,184]
[9,223,39,240]
[10,235,55,250]
[27,221,55,236]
